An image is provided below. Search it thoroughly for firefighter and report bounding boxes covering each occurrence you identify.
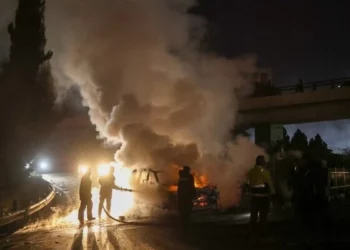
[247,155,275,237]
[78,167,95,226]
[177,166,196,227]
[98,166,116,218]
[98,166,130,218]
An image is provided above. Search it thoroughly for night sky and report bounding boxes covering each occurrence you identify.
[194,0,350,149]
[0,0,349,149]
[193,0,350,84]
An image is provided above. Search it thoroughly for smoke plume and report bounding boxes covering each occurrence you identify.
[46,0,264,206]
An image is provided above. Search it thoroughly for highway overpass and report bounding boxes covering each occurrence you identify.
[237,78,350,147]
[238,86,350,127]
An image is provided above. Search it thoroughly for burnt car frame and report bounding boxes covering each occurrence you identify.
[131,168,220,211]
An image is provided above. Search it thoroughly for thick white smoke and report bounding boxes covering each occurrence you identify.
[46,0,264,207]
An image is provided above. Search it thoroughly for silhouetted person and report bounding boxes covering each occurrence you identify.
[292,154,330,246]
[296,79,304,92]
[98,166,129,218]
[309,159,331,239]
[78,168,95,226]
[331,80,335,88]
[247,155,275,238]
[177,166,196,227]
[98,166,116,218]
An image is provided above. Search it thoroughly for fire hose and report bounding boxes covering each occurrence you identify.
[102,187,150,225]
[101,188,173,226]
[102,204,175,227]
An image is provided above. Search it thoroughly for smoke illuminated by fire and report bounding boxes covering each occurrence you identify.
[47,0,265,207]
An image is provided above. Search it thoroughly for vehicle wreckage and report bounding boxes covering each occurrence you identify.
[130,168,220,211]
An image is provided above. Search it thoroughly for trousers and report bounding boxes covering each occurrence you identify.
[250,196,270,233]
[98,193,112,217]
[178,197,193,227]
[78,198,93,223]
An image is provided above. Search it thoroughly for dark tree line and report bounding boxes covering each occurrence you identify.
[0,0,60,184]
[275,127,350,168]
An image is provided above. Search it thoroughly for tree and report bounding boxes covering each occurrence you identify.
[341,148,350,167]
[5,0,52,80]
[290,129,308,152]
[272,126,290,156]
[308,134,332,159]
[278,127,290,150]
[328,153,343,168]
[0,0,59,183]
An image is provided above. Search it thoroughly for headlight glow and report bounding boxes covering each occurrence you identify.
[39,160,49,170]
[78,165,89,175]
[98,163,109,177]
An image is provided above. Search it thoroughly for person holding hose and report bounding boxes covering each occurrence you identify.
[98,166,132,218]
[247,155,275,238]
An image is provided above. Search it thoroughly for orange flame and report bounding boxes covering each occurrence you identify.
[165,164,209,192]
[193,173,208,188]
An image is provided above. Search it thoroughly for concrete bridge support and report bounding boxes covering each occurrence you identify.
[254,123,284,149]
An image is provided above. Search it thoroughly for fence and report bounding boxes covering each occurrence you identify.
[328,168,350,199]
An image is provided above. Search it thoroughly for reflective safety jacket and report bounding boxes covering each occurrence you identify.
[247,165,275,196]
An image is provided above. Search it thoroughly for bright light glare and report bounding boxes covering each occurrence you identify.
[110,163,134,217]
[98,162,134,217]
[39,161,48,170]
[25,164,30,169]
[78,165,88,175]
[98,163,110,177]
[58,162,134,226]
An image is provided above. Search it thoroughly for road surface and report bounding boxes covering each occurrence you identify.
[1,173,350,249]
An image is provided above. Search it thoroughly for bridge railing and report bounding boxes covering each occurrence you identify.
[252,77,350,97]
[281,77,350,93]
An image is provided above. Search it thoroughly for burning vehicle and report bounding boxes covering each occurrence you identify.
[193,185,220,211]
[130,168,220,211]
[76,161,220,216]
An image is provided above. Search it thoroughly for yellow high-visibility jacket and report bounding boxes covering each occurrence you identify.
[247,165,275,195]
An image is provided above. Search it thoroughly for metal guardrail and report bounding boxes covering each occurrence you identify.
[0,184,55,227]
[253,77,350,97]
[279,77,350,93]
